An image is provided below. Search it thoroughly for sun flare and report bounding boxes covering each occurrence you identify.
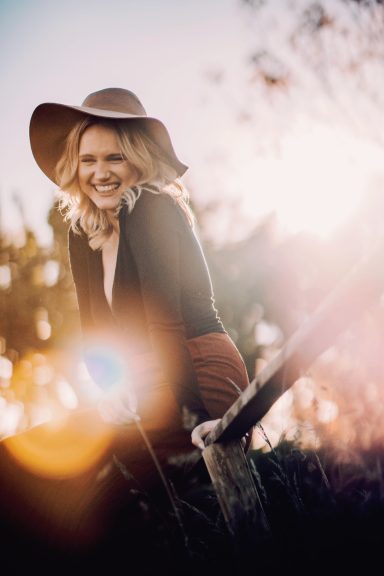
[237,123,381,239]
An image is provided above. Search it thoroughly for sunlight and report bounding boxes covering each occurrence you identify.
[239,123,381,238]
[0,265,11,290]
[42,259,60,286]
[0,399,24,437]
[316,399,339,424]
[4,409,113,478]
[0,355,13,382]
[83,341,138,413]
[55,377,79,410]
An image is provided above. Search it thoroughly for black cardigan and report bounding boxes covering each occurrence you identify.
[68,189,225,418]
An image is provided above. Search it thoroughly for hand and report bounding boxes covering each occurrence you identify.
[191,419,220,450]
[97,387,140,426]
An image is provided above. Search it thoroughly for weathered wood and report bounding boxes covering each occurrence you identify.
[203,439,270,541]
[206,235,384,446]
[202,237,384,541]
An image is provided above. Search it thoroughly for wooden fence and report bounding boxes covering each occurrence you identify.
[202,233,384,537]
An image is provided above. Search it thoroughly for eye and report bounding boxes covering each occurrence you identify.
[80,157,94,164]
[108,155,125,163]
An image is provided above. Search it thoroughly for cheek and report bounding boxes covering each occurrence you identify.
[123,166,138,184]
[78,166,90,185]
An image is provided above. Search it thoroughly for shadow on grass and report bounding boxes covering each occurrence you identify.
[2,440,384,575]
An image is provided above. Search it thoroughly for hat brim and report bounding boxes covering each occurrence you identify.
[29,103,188,185]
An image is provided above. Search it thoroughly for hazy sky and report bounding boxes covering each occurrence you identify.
[0,0,250,242]
[0,0,383,245]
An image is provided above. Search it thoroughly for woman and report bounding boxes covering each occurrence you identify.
[29,87,251,473]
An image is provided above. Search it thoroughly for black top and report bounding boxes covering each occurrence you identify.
[68,189,225,418]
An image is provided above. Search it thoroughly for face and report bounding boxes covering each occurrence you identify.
[78,124,137,213]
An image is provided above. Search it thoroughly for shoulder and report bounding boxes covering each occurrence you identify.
[135,190,180,217]
[68,226,89,260]
[124,190,186,233]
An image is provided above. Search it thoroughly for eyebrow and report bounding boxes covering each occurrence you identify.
[78,153,124,158]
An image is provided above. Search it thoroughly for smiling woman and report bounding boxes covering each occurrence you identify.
[53,111,185,250]
[77,124,138,212]
[27,88,252,511]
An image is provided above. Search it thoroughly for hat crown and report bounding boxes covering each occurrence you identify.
[81,87,147,116]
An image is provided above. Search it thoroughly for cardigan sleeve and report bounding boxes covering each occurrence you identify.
[127,194,208,421]
[68,228,96,334]
[68,228,118,390]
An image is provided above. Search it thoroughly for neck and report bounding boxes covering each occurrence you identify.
[105,210,120,233]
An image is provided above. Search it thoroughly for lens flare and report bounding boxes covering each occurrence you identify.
[4,408,113,479]
[84,343,127,391]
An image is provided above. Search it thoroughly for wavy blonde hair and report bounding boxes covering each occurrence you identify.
[56,116,193,250]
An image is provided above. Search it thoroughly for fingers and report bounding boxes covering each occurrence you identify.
[191,425,206,450]
[191,419,220,450]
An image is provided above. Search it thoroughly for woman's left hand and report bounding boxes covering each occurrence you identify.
[191,419,220,450]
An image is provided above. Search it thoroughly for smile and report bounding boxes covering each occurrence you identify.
[93,183,120,193]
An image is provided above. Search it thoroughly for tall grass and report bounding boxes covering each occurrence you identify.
[4,432,384,575]
[85,436,384,575]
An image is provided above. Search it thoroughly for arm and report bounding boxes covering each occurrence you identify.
[128,195,208,423]
[68,228,95,334]
[68,228,108,389]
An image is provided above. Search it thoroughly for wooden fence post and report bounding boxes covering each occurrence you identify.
[203,439,270,544]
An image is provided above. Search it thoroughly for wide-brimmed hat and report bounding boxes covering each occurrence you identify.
[29,87,188,184]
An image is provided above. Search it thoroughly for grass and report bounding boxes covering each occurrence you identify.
[3,434,384,575]
[247,440,384,575]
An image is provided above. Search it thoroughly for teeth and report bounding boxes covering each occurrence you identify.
[94,184,119,192]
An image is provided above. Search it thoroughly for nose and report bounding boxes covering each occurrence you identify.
[93,162,111,181]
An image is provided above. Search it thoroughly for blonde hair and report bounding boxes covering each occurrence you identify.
[56,116,193,250]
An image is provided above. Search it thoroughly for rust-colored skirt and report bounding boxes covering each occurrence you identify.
[187,331,250,419]
[0,332,251,551]
[110,331,252,468]
[131,331,250,427]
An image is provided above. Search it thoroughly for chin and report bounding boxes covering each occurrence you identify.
[90,195,123,212]
[98,201,121,212]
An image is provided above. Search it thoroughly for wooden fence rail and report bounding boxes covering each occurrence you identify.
[202,234,384,537]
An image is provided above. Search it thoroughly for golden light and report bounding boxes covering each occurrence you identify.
[0,355,13,381]
[28,403,53,428]
[33,363,53,386]
[0,399,24,438]
[3,340,137,477]
[4,408,114,479]
[34,307,52,340]
[55,377,79,410]
[0,265,11,289]
[42,259,60,286]
[36,319,52,340]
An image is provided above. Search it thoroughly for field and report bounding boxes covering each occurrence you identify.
[2,431,383,576]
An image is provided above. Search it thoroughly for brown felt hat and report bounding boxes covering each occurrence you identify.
[29,87,188,184]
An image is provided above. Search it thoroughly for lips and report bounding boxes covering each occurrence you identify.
[92,183,120,193]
